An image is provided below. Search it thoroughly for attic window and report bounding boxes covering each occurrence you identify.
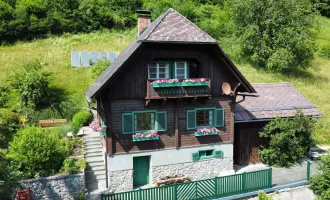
[148,62,170,79]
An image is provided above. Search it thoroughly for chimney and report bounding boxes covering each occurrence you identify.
[136,10,151,37]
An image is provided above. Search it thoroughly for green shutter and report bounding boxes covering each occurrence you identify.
[213,150,224,158]
[215,108,225,127]
[122,113,133,134]
[186,110,196,130]
[156,111,167,131]
[192,152,199,161]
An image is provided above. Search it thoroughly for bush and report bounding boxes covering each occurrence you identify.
[229,0,316,71]
[259,110,315,167]
[60,158,86,174]
[320,46,330,59]
[310,155,330,200]
[0,109,21,148]
[313,0,330,17]
[9,59,52,109]
[0,86,9,108]
[258,191,272,200]
[91,59,111,79]
[8,126,70,178]
[70,111,92,134]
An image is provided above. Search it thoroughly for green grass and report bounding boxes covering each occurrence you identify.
[1,17,330,144]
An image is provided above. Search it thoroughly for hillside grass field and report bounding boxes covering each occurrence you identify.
[1,17,329,144]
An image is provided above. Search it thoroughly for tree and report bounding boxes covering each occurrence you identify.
[229,0,316,71]
[10,59,52,109]
[259,110,315,167]
[0,109,21,148]
[313,0,330,17]
[310,155,330,200]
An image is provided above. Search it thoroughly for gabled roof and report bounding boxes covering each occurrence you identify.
[235,83,322,122]
[85,8,255,99]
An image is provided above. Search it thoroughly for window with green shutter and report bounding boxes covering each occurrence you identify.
[186,107,225,130]
[215,108,225,127]
[122,113,134,134]
[156,111,167,131]
[192,149,224,161]
[186,110,196,130]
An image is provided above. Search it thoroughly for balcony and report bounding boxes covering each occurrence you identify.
[146,78,211,100]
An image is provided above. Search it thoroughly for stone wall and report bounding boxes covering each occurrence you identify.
[108,169,133,193]
[17,173,85,200]
[152,157,234,181]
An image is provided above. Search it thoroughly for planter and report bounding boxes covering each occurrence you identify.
[152,82,181,88]
[182,81,208,87]
[194,132,218,137]
[132,135,160,142]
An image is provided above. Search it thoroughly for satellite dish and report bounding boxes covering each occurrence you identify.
[222,82,232,95]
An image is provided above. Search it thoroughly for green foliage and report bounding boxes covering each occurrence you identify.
[91,59,111,79]
[310,155,330,200]
[229,0,316,71]
[10,59,52,109]
[259,110,315,167]
[8,126,70,178]
[70,111,92,134]
[60,158,86,174]
[319,46,330,59]
[258,191,272,200]
[0,108,21,148]
[0,86,9,108]
[313,0,330,17]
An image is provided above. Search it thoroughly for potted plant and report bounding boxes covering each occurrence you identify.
[194,127,220,136]
[182,78,208,86]
[132,131,159,141]
[151,79,180,87]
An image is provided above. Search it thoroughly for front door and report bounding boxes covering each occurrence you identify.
[133,156,150,187]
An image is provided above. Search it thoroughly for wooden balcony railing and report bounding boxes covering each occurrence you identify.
[146,79,211,99]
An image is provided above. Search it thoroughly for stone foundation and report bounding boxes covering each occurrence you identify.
[17,173,85,200]
[152,157,233,181]
[108,169,133,192]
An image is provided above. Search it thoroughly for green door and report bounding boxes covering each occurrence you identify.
[133,156,150,186]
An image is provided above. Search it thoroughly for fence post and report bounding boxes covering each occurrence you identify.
[214,176,218,198]
[195,181,198,199]
[139,188,142,200]
[174,182,177,200]
[242,172,246,193]
[307,160,311,181]
[268,168,272,188]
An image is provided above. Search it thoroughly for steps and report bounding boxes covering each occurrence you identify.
[83,127,107,194]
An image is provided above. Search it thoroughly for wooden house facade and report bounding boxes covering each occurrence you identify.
[85,9,321,192]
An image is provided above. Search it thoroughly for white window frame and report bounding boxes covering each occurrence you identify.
[174,61,188,79]
[148,62,170,80]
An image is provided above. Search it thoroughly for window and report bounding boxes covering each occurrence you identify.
[199,150,214,158]
[192,149,224,160]
[122,111,167,134]
[134,112,155,131]
[196,109,213,127]
[174,61,187,79]
[186,108,224,130]
[148,62,170,79]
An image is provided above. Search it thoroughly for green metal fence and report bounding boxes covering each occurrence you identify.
[101,168,272,200]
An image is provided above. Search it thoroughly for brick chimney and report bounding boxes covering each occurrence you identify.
[136,10,151,37]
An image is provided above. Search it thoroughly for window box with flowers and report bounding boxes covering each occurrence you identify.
[194,128,220,137]
[132,131,160,142]
[89,118,107,136]
[181,78,208,86]
[151,79,180,88]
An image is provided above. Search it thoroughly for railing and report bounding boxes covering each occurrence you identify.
[146,78,211,100]
[101,168,272,200]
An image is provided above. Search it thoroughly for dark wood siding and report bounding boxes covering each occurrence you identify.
[107,97,233,154]
[103,43,240,100]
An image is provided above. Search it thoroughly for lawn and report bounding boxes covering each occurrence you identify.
[0,17,329,144]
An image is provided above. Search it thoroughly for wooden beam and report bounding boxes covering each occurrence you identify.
[162,99,167,106]
[175,103,179,149]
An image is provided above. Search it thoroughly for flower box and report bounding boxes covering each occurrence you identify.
[132,131,160,142]
[152,82,181,88]
[181,81,208,87]
[194,128,220,137]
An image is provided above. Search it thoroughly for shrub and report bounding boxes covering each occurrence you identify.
[310,155,330,200]
[70,111,92,134]
[258,191,272,200]
[229,0,316,71]
[0,108,21,148]
[259,110,315,167]
[91,59,111,79]
[9,59,52,109]
[8,126,70,178]
[60,158,86,174]
[0,86,9,108]
[320,46,330,59]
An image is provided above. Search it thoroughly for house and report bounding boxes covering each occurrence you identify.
[85,8,321,192]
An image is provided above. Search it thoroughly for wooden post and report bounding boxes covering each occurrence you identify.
[175,103,179,149]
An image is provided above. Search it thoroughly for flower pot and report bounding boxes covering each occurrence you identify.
[152,82,181,88]
[182,81,208,87]
[194,131,218,137]
[132,135,160,142]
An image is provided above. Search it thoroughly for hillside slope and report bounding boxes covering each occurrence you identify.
[0,17,329,143]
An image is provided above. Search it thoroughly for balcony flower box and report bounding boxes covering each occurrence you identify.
[194,128,220,137]
[182,78,208,87]
[132,131,160,142]
[151,79,180,88]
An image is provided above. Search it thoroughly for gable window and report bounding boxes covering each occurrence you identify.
[148,62,170,79]
[122,111,167,134]
[174,61,188,79]
[186,108,224,130]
